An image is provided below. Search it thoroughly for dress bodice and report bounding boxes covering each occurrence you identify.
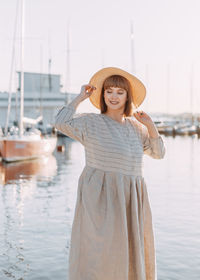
[54,104,166,176]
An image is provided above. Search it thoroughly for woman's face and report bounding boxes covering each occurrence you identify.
[104,87,127,111]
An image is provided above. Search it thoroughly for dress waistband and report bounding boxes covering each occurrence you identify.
[85,162,143,177]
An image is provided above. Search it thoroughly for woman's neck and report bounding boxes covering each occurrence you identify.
[103,111,125,124]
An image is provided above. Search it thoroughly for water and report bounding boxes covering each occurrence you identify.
[0,135,200,280]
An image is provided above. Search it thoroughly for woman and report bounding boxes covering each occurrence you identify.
[54,67,166,280]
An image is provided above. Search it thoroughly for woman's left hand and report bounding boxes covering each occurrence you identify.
[133,110,154,127]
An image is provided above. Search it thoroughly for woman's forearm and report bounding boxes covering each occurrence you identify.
[67,94,85,110]
[146,122,160,138]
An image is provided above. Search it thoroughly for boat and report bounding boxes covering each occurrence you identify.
[174,123,197,136]
[0,126,3,158]
[0,0,57,162]
[155,120,176,135]
[159,125,175,135]
[0,134,57,162]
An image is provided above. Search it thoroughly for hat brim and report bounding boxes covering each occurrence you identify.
[88,67,146,110]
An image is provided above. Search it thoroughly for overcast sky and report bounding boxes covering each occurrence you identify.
[0,0,200,114]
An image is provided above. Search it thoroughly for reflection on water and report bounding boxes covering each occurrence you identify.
[0,155,57,185]
[0,136,200,280]
[144,135,200,280]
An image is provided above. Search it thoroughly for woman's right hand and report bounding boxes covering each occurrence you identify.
[79,84,96,100]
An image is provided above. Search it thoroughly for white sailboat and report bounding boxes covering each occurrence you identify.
[0,0,57,162]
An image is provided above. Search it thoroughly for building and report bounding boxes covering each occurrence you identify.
[0,71,78,129]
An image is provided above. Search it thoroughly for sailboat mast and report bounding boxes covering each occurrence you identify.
[145,64,149,112]
[39,44,43,116]
[65,23,70,94]
[130,20,135,74]
[5,0,19,135]
[19,0,25,137]
[101,48,105,68]
[166,63,170,115]
[48,31,52,92]
[190,63,194,124]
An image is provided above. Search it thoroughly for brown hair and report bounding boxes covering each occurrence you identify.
[100,75,134,116]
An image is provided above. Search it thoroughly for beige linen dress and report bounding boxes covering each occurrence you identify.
[54,103,166,280]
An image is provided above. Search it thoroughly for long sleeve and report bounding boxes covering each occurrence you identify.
[54,103,89,145]
[141,124,166,159]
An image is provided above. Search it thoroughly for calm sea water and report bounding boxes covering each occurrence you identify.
[0,135,200,280]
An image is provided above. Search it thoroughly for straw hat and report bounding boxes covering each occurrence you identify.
[89,67,146,110]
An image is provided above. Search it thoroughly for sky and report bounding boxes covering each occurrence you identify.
[0,0,200,114]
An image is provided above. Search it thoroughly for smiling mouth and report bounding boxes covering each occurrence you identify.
[109,101,119,104]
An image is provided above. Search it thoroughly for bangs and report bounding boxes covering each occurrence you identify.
[103,75,130,92]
